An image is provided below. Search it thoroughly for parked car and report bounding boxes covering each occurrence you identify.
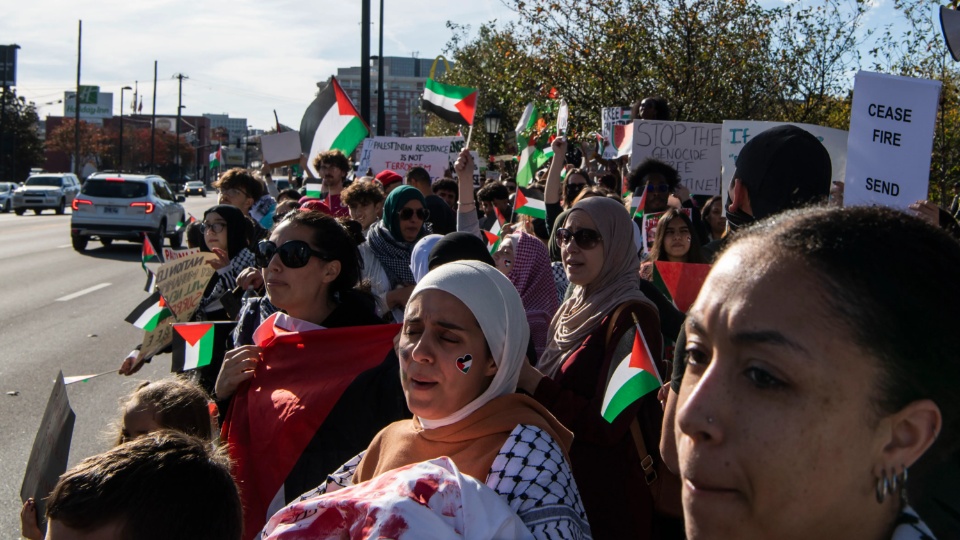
[12,173,81,215]
[69,173,186,252]
[0,182,15,212]
[183,181,207,197]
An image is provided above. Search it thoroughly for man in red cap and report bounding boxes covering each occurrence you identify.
[375,170,403,195]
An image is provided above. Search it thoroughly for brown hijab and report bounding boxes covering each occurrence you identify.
[537,197,654,377]
[354,393,572,483]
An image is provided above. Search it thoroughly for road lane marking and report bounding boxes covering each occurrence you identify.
[56,283,111,302]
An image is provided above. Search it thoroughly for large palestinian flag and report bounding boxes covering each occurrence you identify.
[601,327,662,423]
[221,315,404,539]
[300,76,369,177]
[422,79,477,125]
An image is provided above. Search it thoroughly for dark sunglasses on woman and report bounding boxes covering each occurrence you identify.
[256,240,332,269]
[398,207,430,221]
[555,228,602,250]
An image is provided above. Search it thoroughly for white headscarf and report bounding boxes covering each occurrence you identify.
[407,260,530,429]
[409,234,444,283]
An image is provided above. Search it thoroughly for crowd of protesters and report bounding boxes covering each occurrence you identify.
[20,96,960,540]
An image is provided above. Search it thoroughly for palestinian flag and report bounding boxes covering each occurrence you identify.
[300,77,368,178]
[515,103,554,187]
[176,214,197,230]
[615,123,633,158]
[422,79,477,125]
[221,316,404,539]
[652,261,713,313]
[305,182,323,199]
[631,186,647,219]
[141,235,163,274]
[171,322,218,371]
[513,189,546,220]
[209,147,221,170]
[143,269,156,294]
[125,291,172,332]
[601,326,662,423]
[484,217,503,254]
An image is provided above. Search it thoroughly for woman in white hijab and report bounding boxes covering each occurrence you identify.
[262,261,592,540]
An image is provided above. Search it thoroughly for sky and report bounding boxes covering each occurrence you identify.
[1,0,937,131]
[3,0,517,130]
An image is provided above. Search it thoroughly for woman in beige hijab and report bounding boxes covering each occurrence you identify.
[518,196,673,539]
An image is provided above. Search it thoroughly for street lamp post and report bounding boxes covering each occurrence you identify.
[484,108,501,170]
[118,85,131,171]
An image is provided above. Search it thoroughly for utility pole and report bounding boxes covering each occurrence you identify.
[151,61,157,173]
[377,0,385,136]
[174,73,187,183]
[361,0,371,128]
[74,20,82,176]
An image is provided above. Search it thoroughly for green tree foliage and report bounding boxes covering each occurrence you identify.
[0,89,45,182]
[433,0,872,160]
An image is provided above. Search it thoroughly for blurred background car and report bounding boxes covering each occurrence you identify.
[12,173,81,215]
[183,181,207,197]
[0,182,16,212]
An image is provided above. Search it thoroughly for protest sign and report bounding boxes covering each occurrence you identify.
[631,121,722,197]
[601,107,631,159]
[260,131,302,167]
[21,372,76,534]
[843,71,942,210]
[357,136,464,178]
[138,252,217,361]
[721,120,849,210]
[162,247,201,261]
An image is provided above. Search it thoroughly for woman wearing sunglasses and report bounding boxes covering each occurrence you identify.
[517,196,672,538]
[363,185,430,322]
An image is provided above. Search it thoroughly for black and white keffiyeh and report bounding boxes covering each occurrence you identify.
[366,222,416,288]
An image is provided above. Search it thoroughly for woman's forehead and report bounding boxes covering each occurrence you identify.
[403,199,424,209]
[408,289,479,327]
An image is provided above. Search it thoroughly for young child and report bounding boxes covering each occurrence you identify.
[21,377,216,539]
[44,430,241,540]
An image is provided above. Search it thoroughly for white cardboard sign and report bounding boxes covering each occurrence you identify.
[843,71,941,210]
[601,107,632,159]
[260,131,302,167]
[357,136,465,178]
[631,120,722,197]
[721,121,849,209]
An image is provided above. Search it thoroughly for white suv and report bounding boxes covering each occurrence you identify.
[12,173,81,215]
[70,173,186,252]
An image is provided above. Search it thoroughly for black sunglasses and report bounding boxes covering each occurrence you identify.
[556,228,603,250]
[256,240,331,269]
[398,207,430,221]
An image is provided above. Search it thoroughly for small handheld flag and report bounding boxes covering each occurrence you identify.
[125,291,173,332]
[513,189,547,220]
[300,77,369,178]
[601,318,662,423]
[171,322,234,372]
[422,79,478,126]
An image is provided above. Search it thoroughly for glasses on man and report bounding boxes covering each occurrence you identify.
[200,222,227,234]
[217,188,249,200]
[256,240,332,269]
[555,227,603,250]
[398,207,430,221]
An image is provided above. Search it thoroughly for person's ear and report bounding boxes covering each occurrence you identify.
[874,399,941,475]
[483,355,498,377]
[729,178,753,215]
[320,260,341,284]
[374,201,384,217]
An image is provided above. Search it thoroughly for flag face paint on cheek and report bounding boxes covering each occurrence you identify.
[456,354,473,374]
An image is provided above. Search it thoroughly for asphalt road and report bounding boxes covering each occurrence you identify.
[0,194,216,538]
